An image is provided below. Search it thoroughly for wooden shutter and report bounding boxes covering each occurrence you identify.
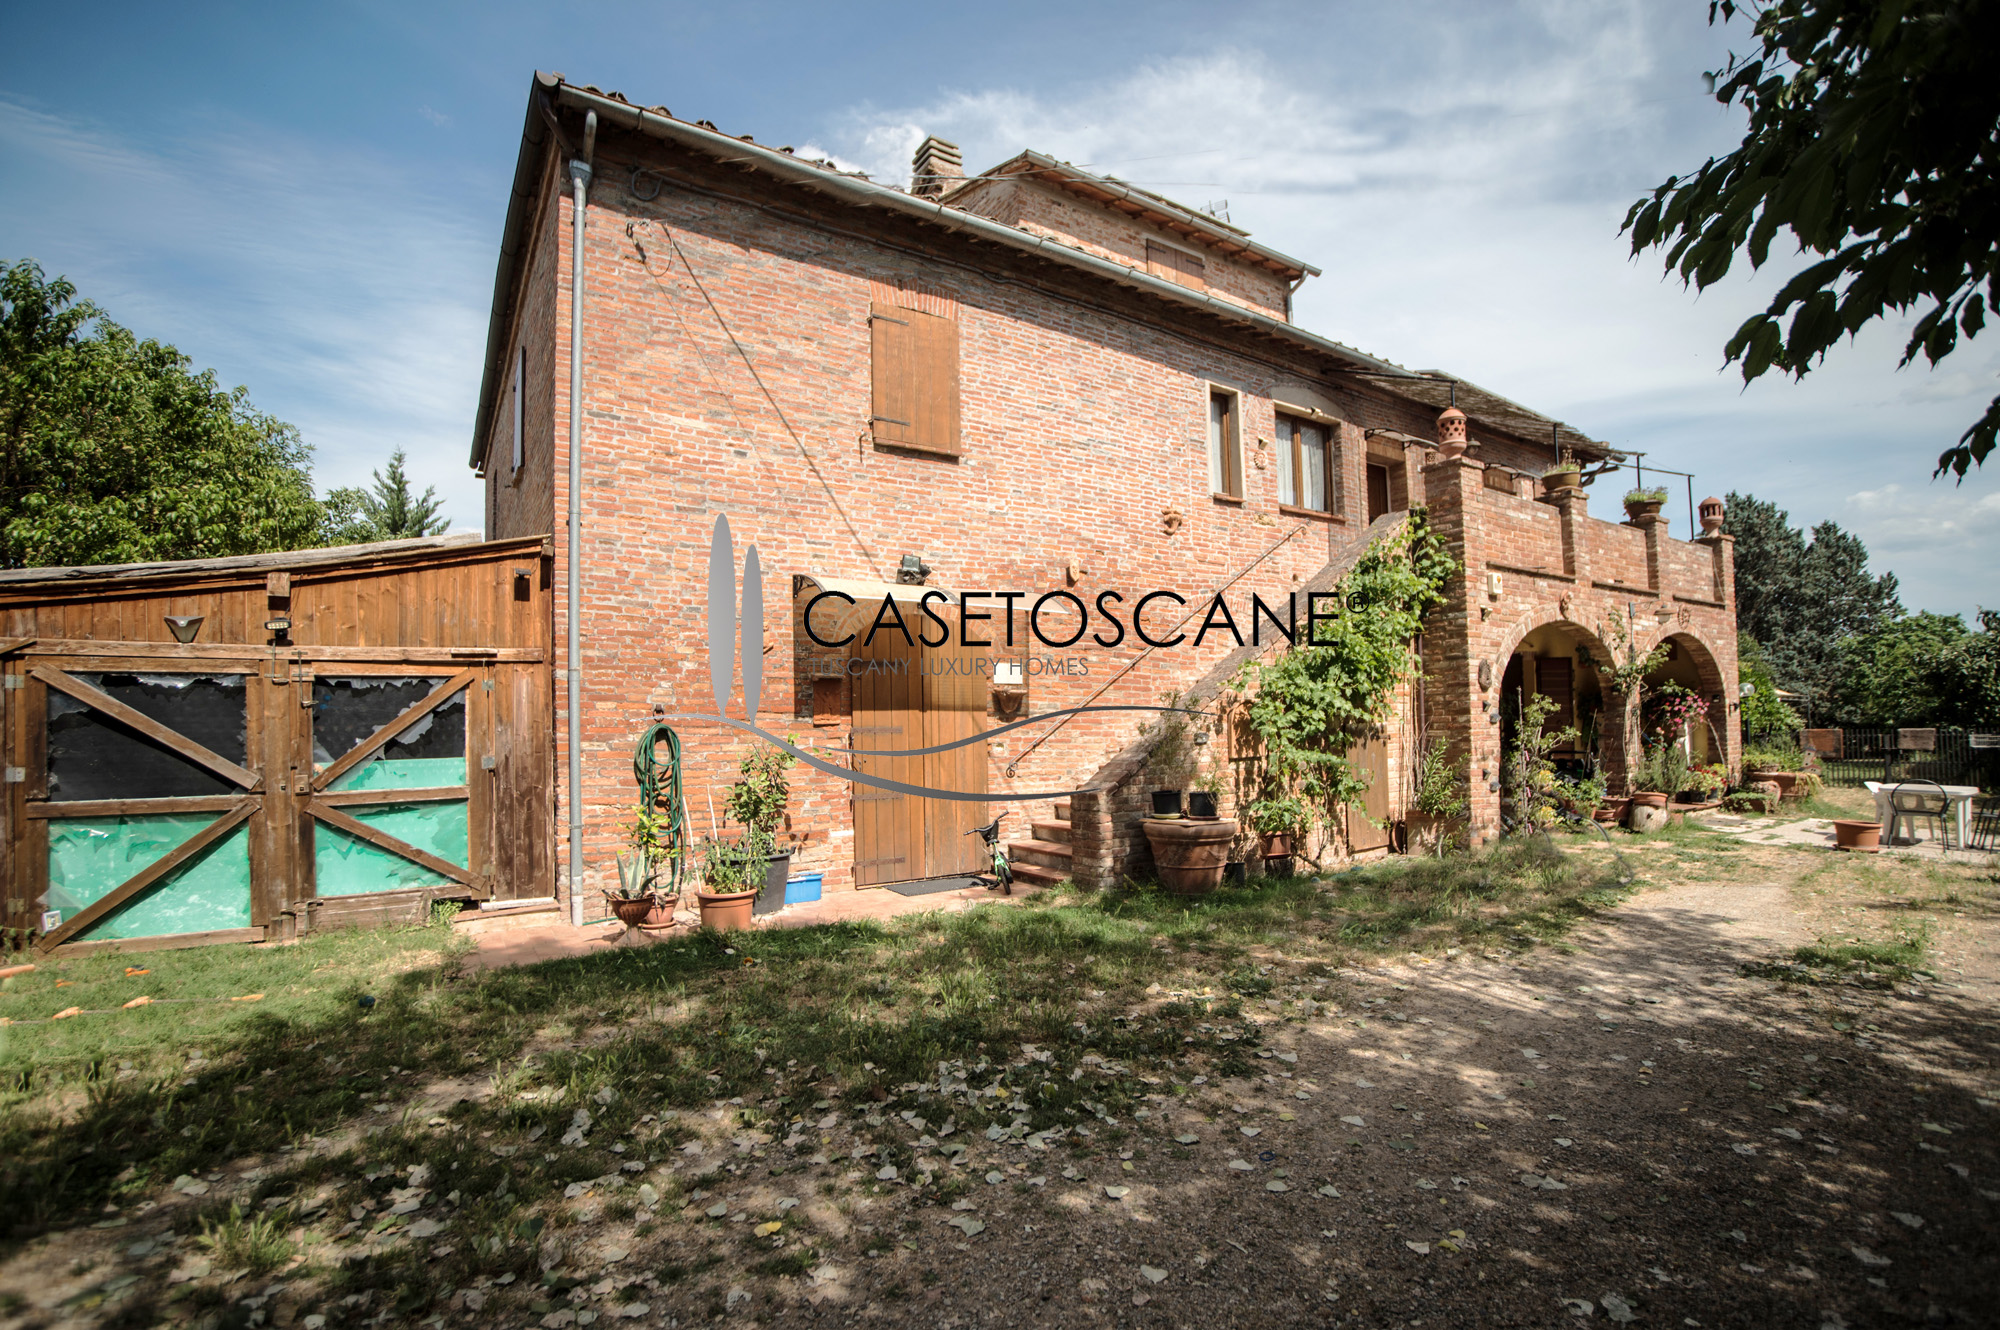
[871,302,960,456]
[1147,242,1206,290]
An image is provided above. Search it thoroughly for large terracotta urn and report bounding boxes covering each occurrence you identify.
[1142,817,1238,895]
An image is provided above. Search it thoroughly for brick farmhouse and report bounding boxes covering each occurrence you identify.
[472,73,1740,913]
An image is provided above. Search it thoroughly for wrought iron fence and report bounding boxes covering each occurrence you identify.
[1762,726,2000,790]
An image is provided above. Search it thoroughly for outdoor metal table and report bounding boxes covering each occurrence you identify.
[1863,781,1980,848]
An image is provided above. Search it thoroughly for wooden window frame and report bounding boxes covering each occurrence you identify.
[1275,411,1341,516]
[1147,241,1207,291]
[1207,386,1244,501]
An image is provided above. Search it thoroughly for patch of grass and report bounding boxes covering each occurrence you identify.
[196,1201,296,1274]
[1792,918,1932,978]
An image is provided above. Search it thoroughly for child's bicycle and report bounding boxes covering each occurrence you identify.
[966,813,1013,894]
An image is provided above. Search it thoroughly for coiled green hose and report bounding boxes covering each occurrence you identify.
[632,723,689,897]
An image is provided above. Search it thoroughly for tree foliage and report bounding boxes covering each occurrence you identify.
[1833,607,1999,725]
[1927,609,2000,726]
[321,448,449,544]
[1722,491,1901,704]
[1624,0,2000,477]
[1737,631,1804,736]
[0,259,329,568]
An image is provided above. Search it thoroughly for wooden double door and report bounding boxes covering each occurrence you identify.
[849,630,989,887]
[4,650,548,952]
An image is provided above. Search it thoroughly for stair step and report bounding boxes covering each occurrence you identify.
[1008,861,1067,887]
[1031,819,1072,845]
[1005,838,1072,870]
[1053,800,1072,821]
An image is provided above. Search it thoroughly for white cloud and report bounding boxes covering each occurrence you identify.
[0,97,488,528]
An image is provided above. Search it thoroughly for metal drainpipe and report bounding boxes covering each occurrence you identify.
[566,110,596,927]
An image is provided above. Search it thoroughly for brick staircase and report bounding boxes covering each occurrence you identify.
[1004,799,1073,887]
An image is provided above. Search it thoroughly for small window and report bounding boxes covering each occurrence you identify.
[510,344,525,476]
[1147,241,1206,291]
[1207,389,1242,499]
[870,302,961,456]
[1277,413,1337,513]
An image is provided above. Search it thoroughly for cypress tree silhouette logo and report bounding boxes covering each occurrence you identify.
[693,514,1197,801]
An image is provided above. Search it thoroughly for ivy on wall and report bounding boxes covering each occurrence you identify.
[1236,512,1457,856]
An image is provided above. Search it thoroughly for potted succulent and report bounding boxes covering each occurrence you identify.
[1623,485,1669,522]
[606,849,658,932]
[621,807,683,928]
[696,834,762,931]
[725,746,796,915]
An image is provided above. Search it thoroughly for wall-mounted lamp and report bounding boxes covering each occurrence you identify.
[264,617,292,634]
[164,615,204,644]
[1485,572,1503,600]
[895,554,933,586]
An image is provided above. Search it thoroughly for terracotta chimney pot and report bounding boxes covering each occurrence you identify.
[1699,495,1725,534]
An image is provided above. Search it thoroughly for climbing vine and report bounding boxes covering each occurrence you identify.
[1237,512,1457,858]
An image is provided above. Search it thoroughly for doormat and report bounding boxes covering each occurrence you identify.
[883,875,984,897]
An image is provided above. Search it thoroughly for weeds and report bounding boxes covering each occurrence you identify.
[197,1201,296,1274]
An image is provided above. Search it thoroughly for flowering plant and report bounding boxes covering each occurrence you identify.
[1643,681,1708,739]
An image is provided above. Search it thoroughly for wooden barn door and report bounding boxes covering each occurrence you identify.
[302,666,492,914]
[850,626,988,885]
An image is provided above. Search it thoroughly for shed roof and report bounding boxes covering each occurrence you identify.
[0,533,538,593]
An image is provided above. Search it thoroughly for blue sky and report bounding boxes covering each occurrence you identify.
[2,1,1993,618]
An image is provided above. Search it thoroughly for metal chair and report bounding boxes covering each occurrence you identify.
[1887,780,1954,850]
[1971,796,1999,853]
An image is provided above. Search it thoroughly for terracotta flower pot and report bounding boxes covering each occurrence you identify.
[1630,792,1669,810]
[697,888,758,931]
[1143,817,1238,895]
[1831,819,1881,853]
[609,897,654,930]
[1542,468,1582,495]
[642,894,679,930]
[1258,832,1294,858]
[1624,499,1664,522]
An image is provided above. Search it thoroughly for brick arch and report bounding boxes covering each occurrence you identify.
[1488,615,1630,790]
[1644,627,1736,771]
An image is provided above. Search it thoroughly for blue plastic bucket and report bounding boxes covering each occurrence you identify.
[785,872,823,905]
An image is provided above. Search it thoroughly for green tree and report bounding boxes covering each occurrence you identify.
[322,448,449,543]
[0,259,327,567]
[1722,491,1901,706]
[1624,0,2000,478]
[1738,631,1804,737]
[1929,609,2000,727]
[1830,610,1967,725]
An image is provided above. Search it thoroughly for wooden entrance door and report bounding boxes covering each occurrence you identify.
[851,626,988,886]
[1346,732,1392,853]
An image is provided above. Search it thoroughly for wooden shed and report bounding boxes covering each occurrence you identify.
[0,534,554,955]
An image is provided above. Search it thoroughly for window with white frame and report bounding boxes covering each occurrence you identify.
[1276,412,1337,513]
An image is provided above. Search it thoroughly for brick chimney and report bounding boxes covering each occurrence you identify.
[911,136,963,198]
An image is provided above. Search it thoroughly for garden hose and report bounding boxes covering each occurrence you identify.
[632,722,690,897]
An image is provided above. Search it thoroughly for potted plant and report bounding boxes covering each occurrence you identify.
[1628,741,1688,830]
[725,746,797,915]
[1554,770,1608,820]
[1623,485,1668,521]
[606,849,658,932]
[696,835,761,931]
[1676,762,1728,807]
[1245,794,1308,866]
[1188,770,1222,820]
[621,807,683,928]
[1540,459,1583,495]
